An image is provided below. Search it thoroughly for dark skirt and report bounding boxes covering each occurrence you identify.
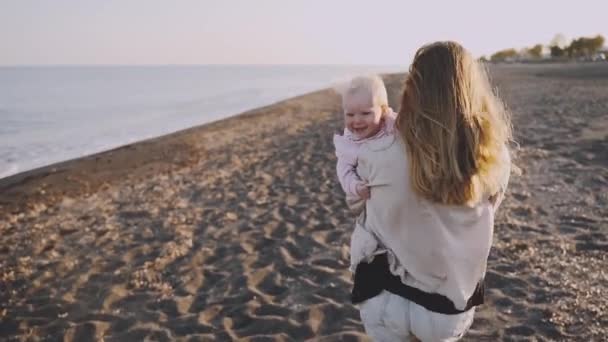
[351,253,484,315]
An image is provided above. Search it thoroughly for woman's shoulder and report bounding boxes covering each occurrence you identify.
[358,135,408,173]
[501,143,512,164]
[498,143,513,185]
[359,134,398,153]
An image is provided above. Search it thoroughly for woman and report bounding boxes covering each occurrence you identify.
[348,41,512,341]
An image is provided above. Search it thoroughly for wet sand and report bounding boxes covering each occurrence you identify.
[1,63,607,341]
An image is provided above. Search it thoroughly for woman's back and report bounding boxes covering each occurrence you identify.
[356,133,509,309]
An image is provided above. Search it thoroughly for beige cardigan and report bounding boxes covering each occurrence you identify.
[348,134,510,310]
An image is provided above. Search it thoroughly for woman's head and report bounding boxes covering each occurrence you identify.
[341,75,389,139]
[397,41,512,206]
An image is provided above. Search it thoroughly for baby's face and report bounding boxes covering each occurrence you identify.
[343,92,383,139]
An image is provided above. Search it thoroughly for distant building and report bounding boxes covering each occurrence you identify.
[591,52,606,61]
[541,46,552,59]
[590,47,607,61]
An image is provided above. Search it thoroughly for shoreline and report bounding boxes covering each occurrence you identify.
[0,64,407,183]
[0,86,344,217]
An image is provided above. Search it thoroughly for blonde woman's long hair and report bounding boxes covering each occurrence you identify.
[397,41,512,206]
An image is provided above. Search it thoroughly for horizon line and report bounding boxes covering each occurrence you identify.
[0,63,409,68]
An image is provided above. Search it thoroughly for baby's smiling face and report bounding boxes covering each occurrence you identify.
[343,91,383,139]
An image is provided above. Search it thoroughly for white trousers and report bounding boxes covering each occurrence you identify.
[359,291,475,342]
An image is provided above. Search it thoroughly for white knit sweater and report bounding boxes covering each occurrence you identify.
[348,134,511,310]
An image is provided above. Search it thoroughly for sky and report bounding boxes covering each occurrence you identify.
[1,0,606,66]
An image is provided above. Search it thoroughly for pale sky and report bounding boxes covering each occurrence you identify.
[1,0,606,65]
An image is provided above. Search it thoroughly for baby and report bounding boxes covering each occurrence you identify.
[333,75,397,273]
[333,75,397,201]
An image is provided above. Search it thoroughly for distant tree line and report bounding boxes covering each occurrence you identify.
[551,35,605,58]
[485,34,605,62]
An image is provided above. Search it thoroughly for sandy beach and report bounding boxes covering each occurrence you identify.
[1,63,607,341]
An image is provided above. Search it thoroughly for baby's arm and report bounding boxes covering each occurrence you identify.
[336,157,369,199]
[333,135,368,199]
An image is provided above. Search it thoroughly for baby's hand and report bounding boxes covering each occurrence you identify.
[356,182,370,200]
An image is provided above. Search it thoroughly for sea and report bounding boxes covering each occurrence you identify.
[0,65,404,179]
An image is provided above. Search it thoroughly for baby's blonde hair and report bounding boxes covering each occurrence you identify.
[341,75,389,111]
[397,41,512,206]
